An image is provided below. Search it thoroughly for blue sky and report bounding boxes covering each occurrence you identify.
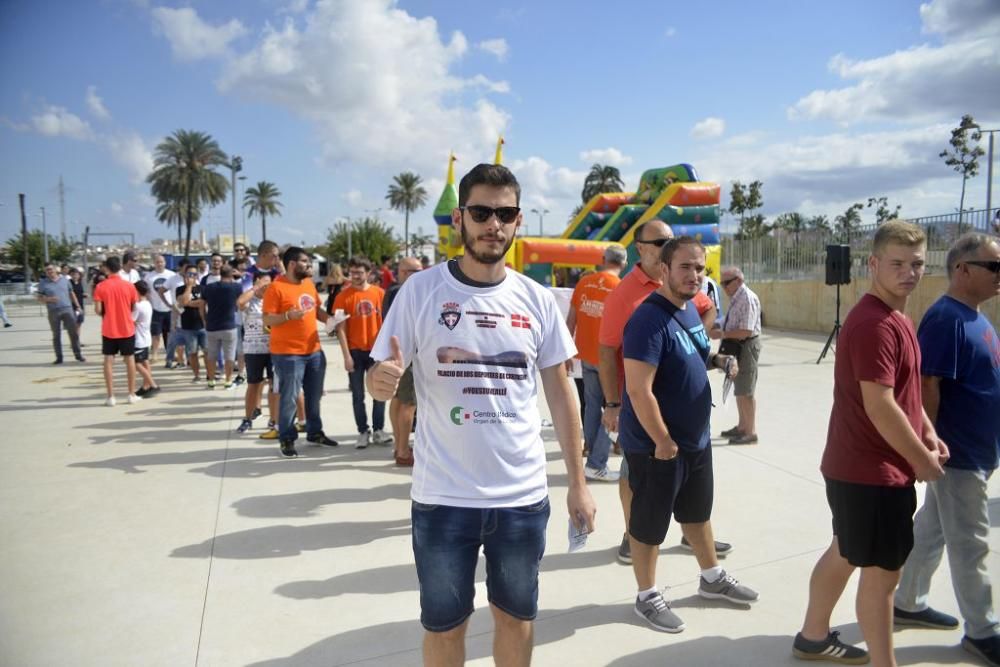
[1,0,998,248]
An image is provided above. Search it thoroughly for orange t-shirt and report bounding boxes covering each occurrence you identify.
[93,274,138,339]
[570,270,621,366]
[693,290,713,317]
[262,276,321,355]
[333,284,384,351]
[598,264,660,395]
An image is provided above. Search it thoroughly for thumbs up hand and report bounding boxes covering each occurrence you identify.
[368,335,405,401]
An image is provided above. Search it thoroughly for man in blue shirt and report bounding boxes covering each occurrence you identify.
[619,237,755,634]
[37,263,84,364]
[200,266,244,389]
[894,233,1000,666]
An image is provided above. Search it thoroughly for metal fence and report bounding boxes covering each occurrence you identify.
[722,208,998,283]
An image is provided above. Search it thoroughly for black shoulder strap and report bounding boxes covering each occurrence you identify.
[643,295,708,362]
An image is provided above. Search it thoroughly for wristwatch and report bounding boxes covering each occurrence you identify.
[603,401,621,408]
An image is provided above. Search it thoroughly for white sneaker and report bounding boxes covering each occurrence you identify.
[105,396,116,407]
[373,429,392,445]
[584,465,620,482]
[355,431,371,449]
[127,394,142,404]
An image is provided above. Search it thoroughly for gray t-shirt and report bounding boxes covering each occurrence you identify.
[37,275,74,311]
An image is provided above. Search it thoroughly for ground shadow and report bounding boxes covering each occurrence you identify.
[605,633,796,666]
[232,482,413,518]
[989,497,999,527]
[69,447,272,474]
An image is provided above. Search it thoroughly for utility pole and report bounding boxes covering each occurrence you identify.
[531,208,549,236]
[58,175,67,241]
[40,206,49,263]
[19,194,30,293]
[229,156,242,250]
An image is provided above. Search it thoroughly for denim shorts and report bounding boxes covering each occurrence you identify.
[411,497,550,632]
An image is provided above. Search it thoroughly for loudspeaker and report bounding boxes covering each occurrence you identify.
[825,244,851,285]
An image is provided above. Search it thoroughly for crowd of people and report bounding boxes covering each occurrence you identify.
[24,162,999,667]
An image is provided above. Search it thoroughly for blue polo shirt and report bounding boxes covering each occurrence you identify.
[618,292,713,453]
[918,295,1000,472]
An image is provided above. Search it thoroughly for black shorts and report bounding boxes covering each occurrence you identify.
[150,310,171,336]
[244,353,273,385]
[134,347,149,363]
[102,335,136,357]
[625,446,714,546]
[825,477,917,571]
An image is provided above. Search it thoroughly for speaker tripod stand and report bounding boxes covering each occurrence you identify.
[817,282,842,364]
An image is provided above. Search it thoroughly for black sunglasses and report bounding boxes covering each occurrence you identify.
[964,260,1000,273]
[636,237,670,247]
[461,205,520,224]
[722,277,739,286]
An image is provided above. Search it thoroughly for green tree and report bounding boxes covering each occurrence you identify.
[866,196,902,224]
[324,216,399,263]
[156,199,200,253]
[835,203,865,242]
[581,164,626,203]
[408,230,436,254]
[729,180,765,238]
[386,172,428,256]
[807,214,832,234]
[5,230,74,278]
[147,129,229,259]
[244,181,283,241]
[940,114,985,227]
[774,211,807,249]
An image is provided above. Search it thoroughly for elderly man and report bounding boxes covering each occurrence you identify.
[893,233,1000,666]
[711,266,762,444]
[37,263,84,364]
[384,256,423,466]
[143,254,175,362]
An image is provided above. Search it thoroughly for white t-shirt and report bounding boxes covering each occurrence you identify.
[119,268,141,283]
[132,300,153,349]
[241,296,269,355]
[370,262,576,508]
[143,269,176,312]
[162,273,186,310]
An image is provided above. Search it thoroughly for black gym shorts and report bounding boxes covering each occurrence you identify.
[825,477,917,571]
[244,353,274,385]
[626,446,714,546]
[102,335,136,357]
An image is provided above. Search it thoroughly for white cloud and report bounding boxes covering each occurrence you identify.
[691,117,726,140]
[85,85,111,120]
[151,6,247,61]
[279,0,310,14]
[343,189,363,207]
[664,26,677,38]
[216,1,511,170]
[789,0,1000,124]
[104,132,153,185]
[31,105,94,140]
[579,147,632,166]
[477,38,508,61]
[110,202,124,215]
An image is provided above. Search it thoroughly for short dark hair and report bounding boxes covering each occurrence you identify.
[123,251,137,263]
[104,256,122,273]
[458,163,521,206]
[257,240,278,255]
[659,236,705,266]
[135,280,149,296]
[381,255,392,264]
[210,252,224,261]
[282,246,307,267]
[252,270,271,284]
[348,255,373,272]
[220,265,234,279]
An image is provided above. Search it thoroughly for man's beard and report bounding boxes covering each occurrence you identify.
[460,222,515,265]
[667,274,698,301]
[294,266,311,280]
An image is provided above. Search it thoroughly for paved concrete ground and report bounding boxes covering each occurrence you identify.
[0,307,996,666]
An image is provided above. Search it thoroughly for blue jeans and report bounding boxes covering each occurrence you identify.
[895,467,998,639]
[582,361,612,470]
[178,328,207,354]
[349,349,384,433]
[272,351,326,442]
[411,497,550,632]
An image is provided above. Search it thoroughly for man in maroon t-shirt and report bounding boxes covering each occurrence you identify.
[793,221,950,667]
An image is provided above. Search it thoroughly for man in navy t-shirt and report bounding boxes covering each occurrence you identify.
[618,237,753,634]
[894,233,1000,664]
[200,266,243,389]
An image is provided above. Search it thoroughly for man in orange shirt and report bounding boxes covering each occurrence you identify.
[334,255,390,449]
[567,244,627,482]
[262,246,339,457]
[93,256,140,406]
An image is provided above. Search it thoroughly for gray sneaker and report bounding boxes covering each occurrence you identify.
[698,570,759,604]
[617,533,632,564]
[355,431,371,449]
[634,592,685,633]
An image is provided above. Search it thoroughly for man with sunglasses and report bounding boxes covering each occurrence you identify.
[366,163,596,667]
[710,267,762,445]
[892,233,1000,666]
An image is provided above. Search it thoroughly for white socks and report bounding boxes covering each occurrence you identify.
[701,566,723,583]
[638,586,659,601]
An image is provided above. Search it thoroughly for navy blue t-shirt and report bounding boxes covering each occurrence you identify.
[200,281,242,332]
[918,295,1000,472]
[618,292,713,453]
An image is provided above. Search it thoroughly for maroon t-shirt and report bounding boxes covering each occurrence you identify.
[821,294,922,487]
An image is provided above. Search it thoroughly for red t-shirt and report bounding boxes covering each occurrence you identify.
[93,274,138,339]
[571,270,621,366]
[381,267,395,290]
[598,264,661,395]
[821,294,922,487]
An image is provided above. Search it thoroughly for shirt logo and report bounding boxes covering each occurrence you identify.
[450,406,468,425]
[355,299,376,316]
[511,313,532,329]
[298,294,316,311]
[439,302,462,330]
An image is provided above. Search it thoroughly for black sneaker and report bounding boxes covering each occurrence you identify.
[307,432,339,447]
[135,387,150,397]
[146,386,161,396]
[236,419,253,434]
[792,631,869,664]
[617,533,632,564]
[680,536,734,557]
[279,440,298,458]
[963,634,1000,667]
[893,606,959,630]
[53,359,63,365]
[234,375,246,386]
[251,407,262,420]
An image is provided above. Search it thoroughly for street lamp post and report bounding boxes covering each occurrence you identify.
[983,129,998,218]
[530,208,549,236]
[238,175,248,244]
[39,206,49,263]
[229,156,242,249]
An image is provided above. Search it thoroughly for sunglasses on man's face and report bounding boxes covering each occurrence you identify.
[637,237,670,247]
[722,277,739,286]
[964,260,1000,274]
[186,272,198,277]
[461,205,520,224]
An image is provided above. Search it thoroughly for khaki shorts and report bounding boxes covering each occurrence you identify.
[735,336,761,396]
[396,366,416,404]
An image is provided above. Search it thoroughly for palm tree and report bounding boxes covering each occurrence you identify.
[156,200,200,254]
[147,129,229,259]
[581,164,625,204]
[386,172,428,256]
[774,212,806,250]
[244,181,283,241]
